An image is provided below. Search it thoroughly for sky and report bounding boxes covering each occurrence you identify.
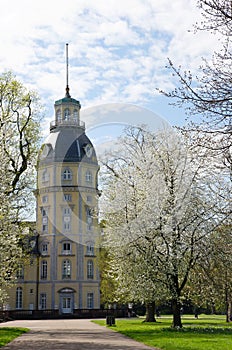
[0,0,222,147]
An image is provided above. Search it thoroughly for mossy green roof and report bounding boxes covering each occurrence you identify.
[55,97,80,105]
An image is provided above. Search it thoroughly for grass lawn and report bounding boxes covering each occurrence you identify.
[93,314,232,350]
[0,327,28,347]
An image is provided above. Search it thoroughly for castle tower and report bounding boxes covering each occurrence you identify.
[5,45,100,314]
[35,46,100,313]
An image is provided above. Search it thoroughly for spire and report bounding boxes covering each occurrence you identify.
[65,43,71,98]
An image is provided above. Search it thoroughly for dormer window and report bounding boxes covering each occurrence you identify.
[64,108,70,121]
[42,169,49,183]
[85,170,92,183]
[62,168,72,181]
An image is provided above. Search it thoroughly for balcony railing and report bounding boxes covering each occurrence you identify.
[50,119,85,131]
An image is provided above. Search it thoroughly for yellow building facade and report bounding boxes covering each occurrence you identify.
[7,86,100,314]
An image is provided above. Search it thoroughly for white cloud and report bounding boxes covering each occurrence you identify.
[0,0,222,130]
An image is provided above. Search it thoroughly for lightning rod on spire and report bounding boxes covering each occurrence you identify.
[65,43,71,98]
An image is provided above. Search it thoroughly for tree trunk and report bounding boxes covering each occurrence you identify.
[226,300,232,323]
[144,301,156,322]
[172,298,182,328]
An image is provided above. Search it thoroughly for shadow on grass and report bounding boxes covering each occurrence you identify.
[164,327,232,334]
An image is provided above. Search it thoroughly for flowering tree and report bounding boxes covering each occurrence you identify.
[100,126,230,328]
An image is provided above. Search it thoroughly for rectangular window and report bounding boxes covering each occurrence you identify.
[87,260,94,279]
[63,222,71,231]
[42,224,48,232]
[62,260,71,279]
[41,261,48,279]
[62,242,71,255]
[87,293,94,309]
[87,195,92,202]
[16,287,23,309]
[62,169,72,180]
[40,293,47,310]
[16,264,24,279]
[63,209,71,232]
[63,207,71,215]
[42,195,48,203]
[42,171,49,182]
[41,243,48,255]
[42,208,48,216]
[86,244,94,256]
[63,194,72,202]
[42,208,48,232]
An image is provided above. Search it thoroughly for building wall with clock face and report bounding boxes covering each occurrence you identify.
[6,96,101,313]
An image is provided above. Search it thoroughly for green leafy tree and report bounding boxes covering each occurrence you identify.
[185,224,232,322]
[0,71,42,304]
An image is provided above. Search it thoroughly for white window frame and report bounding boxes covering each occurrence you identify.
[62,168,72,181]
[41,243,48,255]
[40,293,47,310]
[86,243,94,256]
[73,109,78,120]
[42,195,48,203]
[87,260,94,279]
[16,287,23,309]
[41,260,48,280]
[62,259,71,279]
[42,207,48,232]
[62,242,71,255]
[42,170,49,183]
[16,264,24,279]
[63,194,72,202]
[64,108,70,120]
[85,170,92,183]
[87,292,94,309]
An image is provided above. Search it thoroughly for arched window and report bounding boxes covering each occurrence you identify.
[62,169,72,181]
[87,260,94,279]
[73,109,78,120]
[56,109,61,121]
[85,170,92,183]
[41,260,48,279]
[64,108,70,121]
[62,259,71,279]
[16,287,23,309]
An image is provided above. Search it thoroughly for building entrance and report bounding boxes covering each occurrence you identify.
[62,297,72,313]
[58,288,75,314]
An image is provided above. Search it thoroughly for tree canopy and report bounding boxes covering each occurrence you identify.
[0,71,42,303]
[100,126,230,327]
